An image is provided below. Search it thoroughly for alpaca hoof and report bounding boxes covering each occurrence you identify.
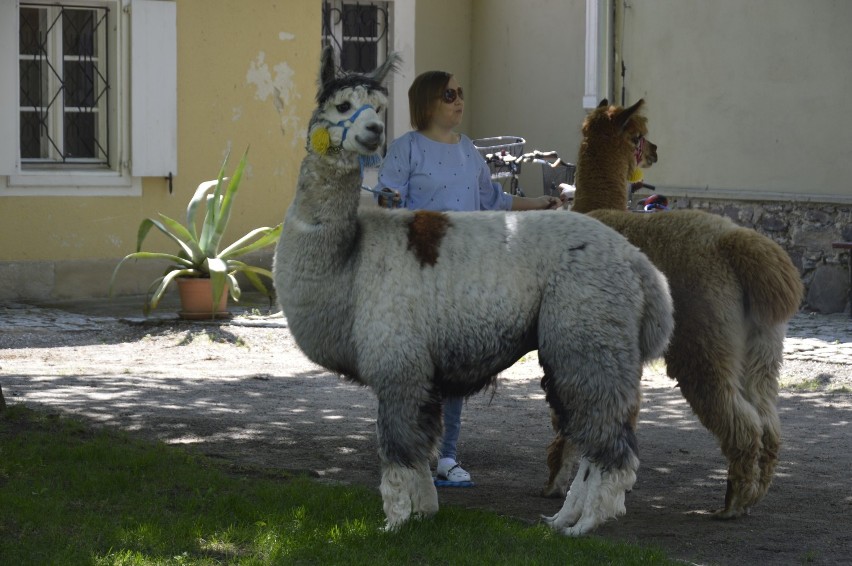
[720,477,760,519]
[712,505,750,520]
[413,504,439,518]
[544,458,635,535]
[559,522,595,536]
[382,518,405,532]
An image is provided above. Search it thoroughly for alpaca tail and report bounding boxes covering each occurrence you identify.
[633,253,675,362]
[718,228,803,325]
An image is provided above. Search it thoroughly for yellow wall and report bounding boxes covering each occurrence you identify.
[0,0,321,298]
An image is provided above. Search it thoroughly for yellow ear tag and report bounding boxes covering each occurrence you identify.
[310,127,331,155]
[628,168,644,183]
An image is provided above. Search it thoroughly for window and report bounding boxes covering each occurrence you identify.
[19,4,112,167]
[0,0,176,197]
[322,1,389,75]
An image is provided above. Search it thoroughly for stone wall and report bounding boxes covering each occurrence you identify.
[666,196,852,314]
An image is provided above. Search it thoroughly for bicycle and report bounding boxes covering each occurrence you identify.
[482,148,576,201]
[472,136,526,196]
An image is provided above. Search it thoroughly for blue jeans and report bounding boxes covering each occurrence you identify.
[439,396,463,461]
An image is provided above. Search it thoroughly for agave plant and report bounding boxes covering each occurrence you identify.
[110,149,282,315]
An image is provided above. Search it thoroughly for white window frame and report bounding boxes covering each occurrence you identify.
[386,0,413,142]
[0,0,176,197]
[583,0,613,109]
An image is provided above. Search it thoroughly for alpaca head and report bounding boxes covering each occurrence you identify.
[583,99,658,173]
[307,46,400,163]
[573,99,659,213]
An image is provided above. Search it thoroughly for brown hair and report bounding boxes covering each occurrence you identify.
[408,70,452,130]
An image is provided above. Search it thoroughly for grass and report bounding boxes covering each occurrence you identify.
[0,405,676,565]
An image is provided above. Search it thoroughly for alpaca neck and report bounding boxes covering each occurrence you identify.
[283,151,363,266]
[572,142,632,214]
[290,152,362,225]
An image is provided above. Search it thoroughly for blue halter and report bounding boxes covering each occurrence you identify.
[334,104,383,171]
[336,104,375,143]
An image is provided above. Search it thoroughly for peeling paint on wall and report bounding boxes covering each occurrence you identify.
[279,32,295,41]
[246,51,303,147]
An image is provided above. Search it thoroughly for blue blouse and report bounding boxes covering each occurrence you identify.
[375,131,512,212]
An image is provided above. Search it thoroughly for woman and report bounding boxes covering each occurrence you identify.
[375,70,560,484]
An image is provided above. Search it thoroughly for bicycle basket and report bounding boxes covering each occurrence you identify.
[472,136,525,178]
[541,162,576,197]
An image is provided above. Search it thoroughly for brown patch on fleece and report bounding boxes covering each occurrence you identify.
[407,211,451,266]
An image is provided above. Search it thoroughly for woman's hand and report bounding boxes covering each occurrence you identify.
[377,188,402,208]
[511,195,562,211]
[532,195,562,210]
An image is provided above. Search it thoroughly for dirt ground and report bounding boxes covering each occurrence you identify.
[2,306,851,565]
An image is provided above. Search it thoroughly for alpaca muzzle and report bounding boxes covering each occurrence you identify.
[339,104,384,151]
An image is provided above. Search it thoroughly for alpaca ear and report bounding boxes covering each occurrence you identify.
[598,98,609,108]
[368,51,402,85]
[615,99,645,131]
[319,45,337,91]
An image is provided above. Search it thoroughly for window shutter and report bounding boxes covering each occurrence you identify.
[130,0,177,177]
[0,2,18,176]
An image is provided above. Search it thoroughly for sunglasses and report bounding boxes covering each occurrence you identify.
[440,87,464,104]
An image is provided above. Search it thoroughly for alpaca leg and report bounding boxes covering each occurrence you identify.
[665,308,770,519]
[380,463,417,530]
[542,432,580,498]
[755,406,781,503]
[541,406,583,499]
[741,322,785,505]
[411,461,439,517]
[542,457,591,529]
[718,395,763,519]
[678,376,763,518]
[539,349,642,534]
[670,351,763,519]
[540,387,640,502]
[375,383,443,530]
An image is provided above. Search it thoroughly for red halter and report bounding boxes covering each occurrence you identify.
[633,136,646,165]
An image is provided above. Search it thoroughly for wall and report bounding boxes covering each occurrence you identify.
[612,0,852,312]
[615,0,852,203]
[469,0,588,195]
[0,0,321,300]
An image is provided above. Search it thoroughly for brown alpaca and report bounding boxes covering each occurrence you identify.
[544,99,803,519]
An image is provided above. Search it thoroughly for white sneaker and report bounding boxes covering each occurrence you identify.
[436,459,472,482]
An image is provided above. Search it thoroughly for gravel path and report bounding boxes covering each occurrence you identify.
[1,303,850,565]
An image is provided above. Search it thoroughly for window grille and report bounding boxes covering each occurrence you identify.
[322,1,389,74]
[19,4,110,167]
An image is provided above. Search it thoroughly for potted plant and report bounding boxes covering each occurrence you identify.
[110,149,281,319]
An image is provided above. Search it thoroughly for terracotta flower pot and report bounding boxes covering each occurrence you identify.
[176,277,230,320]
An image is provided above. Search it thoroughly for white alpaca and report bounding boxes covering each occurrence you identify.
[273,48,675,534]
